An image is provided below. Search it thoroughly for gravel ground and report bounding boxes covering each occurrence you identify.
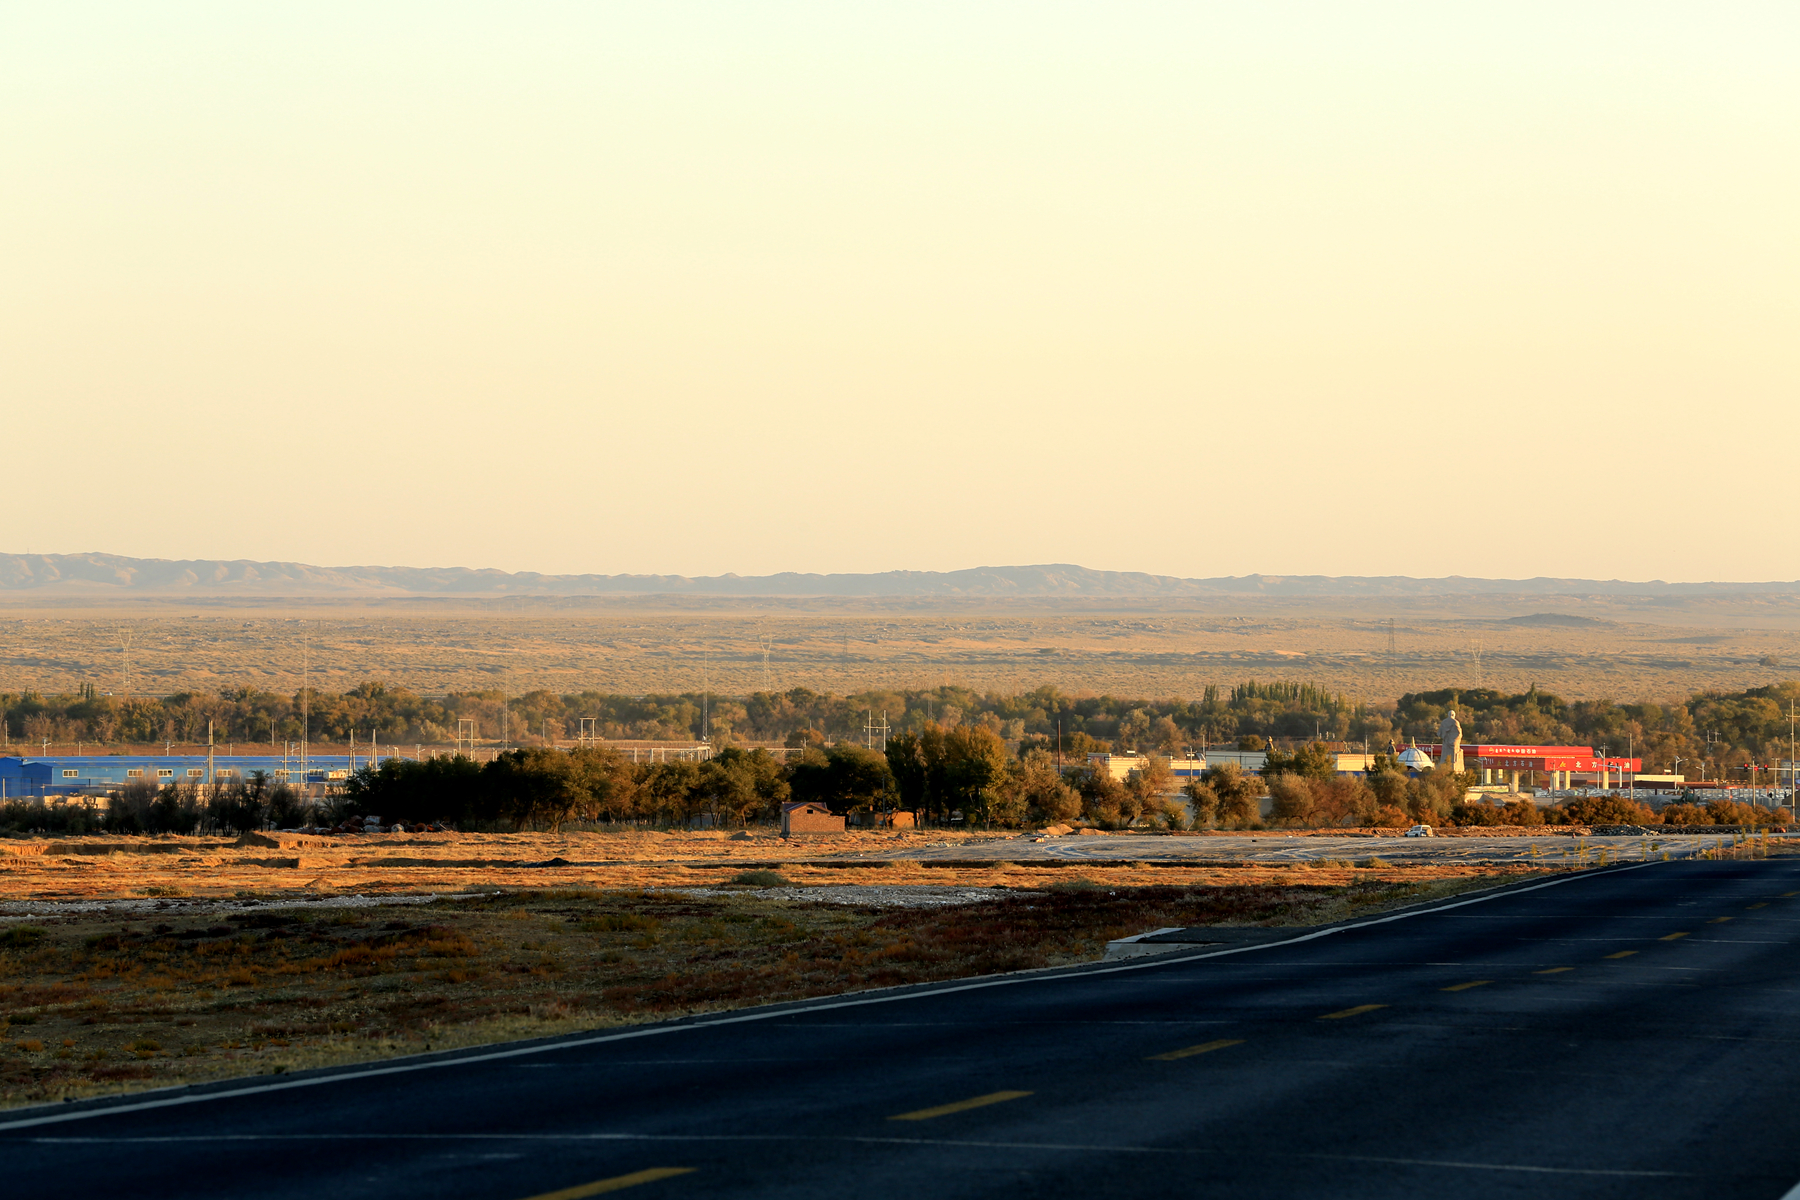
[663,884,1045,908]
[0,892,493,919]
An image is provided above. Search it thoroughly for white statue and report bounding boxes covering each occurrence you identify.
[1438,707,1464,773]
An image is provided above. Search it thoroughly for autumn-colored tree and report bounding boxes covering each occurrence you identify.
[1267,774,1316,826]
[1203,761,1262,828]
[1073,763,1128,828]
[1182,779,1219,828]
[1002,750,1080,827]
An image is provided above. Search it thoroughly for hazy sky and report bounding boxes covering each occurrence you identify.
[5,3,1795,582]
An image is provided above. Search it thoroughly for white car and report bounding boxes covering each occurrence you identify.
[1404,824,1435,837]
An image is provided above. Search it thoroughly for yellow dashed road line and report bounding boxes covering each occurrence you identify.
[1441,981,1492,992]
[1660,932,1690,941]
[1146,1039,1245,1062]
[890,1091,1032,1121]
[518,1168,695,1200]
[1604,951,1638,959]
[1535,967,1574,975]
[1708,917,1734,924]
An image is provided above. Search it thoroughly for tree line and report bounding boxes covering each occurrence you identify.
[7,679,1799,782]
[7,729,1790,837]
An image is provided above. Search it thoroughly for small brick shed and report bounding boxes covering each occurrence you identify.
[781,802,844,836]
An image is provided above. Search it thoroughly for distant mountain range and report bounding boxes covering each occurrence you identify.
[2,553,1796,599]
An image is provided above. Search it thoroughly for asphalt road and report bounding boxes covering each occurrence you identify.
[892,831,1713,866]
[8,858,1800,1199]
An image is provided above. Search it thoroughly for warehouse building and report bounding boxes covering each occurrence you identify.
[0,754,396,800]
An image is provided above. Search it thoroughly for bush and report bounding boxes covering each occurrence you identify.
[730,870,791,887]
[1704,800,1788,827]
[1548,795,1657,826]
[1503,800,1544,826]
[1448,802,1509,827]
[1659,802,1710,825]
[1450,799,1546,827]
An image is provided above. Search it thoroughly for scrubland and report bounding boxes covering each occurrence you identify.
[4,592,1797,701]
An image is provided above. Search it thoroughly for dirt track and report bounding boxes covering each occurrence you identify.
[0,825,1705,908]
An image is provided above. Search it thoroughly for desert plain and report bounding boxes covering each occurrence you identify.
[3,591,1799,702]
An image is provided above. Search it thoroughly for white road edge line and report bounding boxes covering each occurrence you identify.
[0,859,1669,1132]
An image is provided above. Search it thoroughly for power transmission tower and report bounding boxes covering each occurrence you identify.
[1387,619,1397,658]
[864,709,890,753]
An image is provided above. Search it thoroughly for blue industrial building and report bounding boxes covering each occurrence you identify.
[0,754,399,800]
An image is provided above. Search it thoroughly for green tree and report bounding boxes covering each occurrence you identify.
[696,747,790,827]
[637,760,702,825]
[485,747,585,830]
[885,730,936,818]
[343,755,487,826]
[566,745,638,824]
[788,743,894,814]
[940,725,1010,826]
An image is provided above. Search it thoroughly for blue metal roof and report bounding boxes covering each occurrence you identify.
[0,754,401,798]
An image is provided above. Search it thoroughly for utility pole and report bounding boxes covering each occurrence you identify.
[301,631,309,785]
[1790,700,1797,820]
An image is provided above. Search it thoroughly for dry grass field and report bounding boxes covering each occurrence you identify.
[3,592,1799,702]
[0,828,1549,1110]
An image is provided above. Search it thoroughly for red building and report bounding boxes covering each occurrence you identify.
[1425,744,1641,789]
